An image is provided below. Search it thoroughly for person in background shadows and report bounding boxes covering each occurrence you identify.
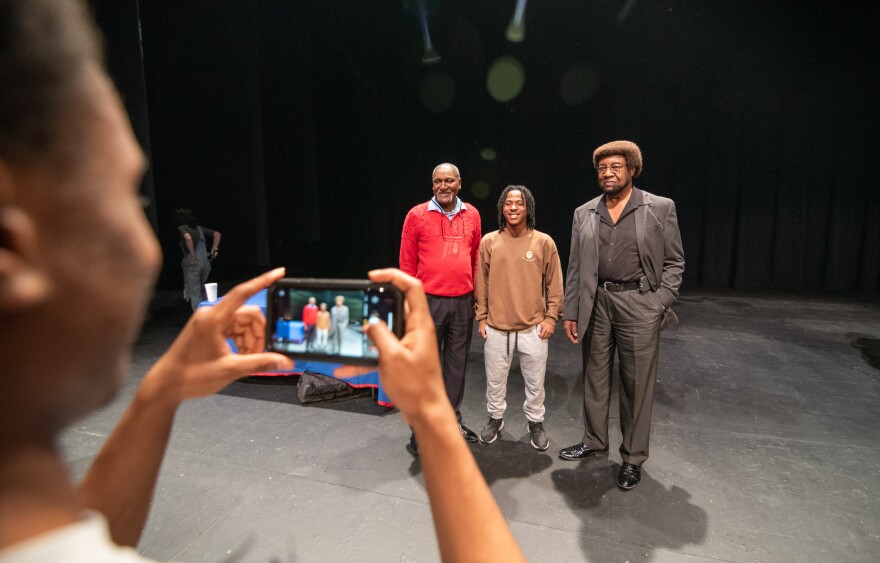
[0,2,526,560]
[399,163,482,455]
[475,186,563,451]
[176,208,220,311]
[559,140,684,490]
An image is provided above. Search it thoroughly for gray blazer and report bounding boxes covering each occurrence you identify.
[563,188,685,341]
[331,305,349,333]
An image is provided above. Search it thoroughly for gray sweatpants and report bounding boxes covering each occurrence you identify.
[484,324,549,423]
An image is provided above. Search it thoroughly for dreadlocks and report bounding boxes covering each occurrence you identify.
[497,185,536,231]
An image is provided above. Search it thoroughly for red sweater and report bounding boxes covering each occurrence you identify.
[399,201,482,297]
[302,304,318,325]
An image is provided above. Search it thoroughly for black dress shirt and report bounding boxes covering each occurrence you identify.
[597,188,645,282]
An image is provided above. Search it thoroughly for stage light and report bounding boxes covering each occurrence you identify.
[617,0,638,23]
[480,148,497,161]
[487,56,525,102]
[418,0,441,64]
[505,0,528,43]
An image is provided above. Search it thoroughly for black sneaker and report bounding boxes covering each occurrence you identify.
[528,421,549,451]
[480,417,504,444]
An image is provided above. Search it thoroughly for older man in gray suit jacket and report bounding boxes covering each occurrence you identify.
[558,140,685,491]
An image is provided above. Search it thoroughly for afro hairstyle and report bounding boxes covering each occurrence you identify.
[592,140,643,178]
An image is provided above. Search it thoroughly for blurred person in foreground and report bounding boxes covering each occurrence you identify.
[0,1,525,561]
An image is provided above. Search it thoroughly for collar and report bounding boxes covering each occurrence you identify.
[428,197,464,216]
[598,186,643,214]
[590,186,644,211]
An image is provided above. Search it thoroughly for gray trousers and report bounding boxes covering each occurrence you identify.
[183,258,211,311]
[582,288,664,466]
[331,325,345,353]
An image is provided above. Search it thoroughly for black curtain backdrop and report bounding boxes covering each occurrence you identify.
[90,0,158,233]
[95,1,880,294]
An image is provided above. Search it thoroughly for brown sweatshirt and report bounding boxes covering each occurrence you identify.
[475,228,563,331]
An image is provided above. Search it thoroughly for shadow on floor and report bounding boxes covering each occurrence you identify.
[848,332,880,370]
[553,460,708,560]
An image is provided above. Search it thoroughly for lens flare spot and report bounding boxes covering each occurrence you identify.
[472,181,491,200]
[486,56,525,102]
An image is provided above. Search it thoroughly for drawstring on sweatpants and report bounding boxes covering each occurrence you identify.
[506,331,518,356]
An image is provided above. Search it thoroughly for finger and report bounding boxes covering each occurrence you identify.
[233,326,258,353]
[224,306,265,338]
[243,312,263,351]
[365,320,400,357]
[251,329,266,353]
[332,365,376,377]
[240,326,257,353]
[214,267,285,317]
[368,268,428,321]
[219,352,293,376]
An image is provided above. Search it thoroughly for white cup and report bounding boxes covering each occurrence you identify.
[205,283,218,303]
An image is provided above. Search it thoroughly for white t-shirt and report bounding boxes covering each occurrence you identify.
[0,512,160,563]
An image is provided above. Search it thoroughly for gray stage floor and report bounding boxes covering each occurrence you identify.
[61,290,880,562]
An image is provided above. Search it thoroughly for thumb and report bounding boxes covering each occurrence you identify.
[219,353,293,377]
[365,321,398,356]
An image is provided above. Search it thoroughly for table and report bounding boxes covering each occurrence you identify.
[198,289,392,407]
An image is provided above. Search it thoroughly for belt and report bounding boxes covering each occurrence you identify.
[600,280,640,292]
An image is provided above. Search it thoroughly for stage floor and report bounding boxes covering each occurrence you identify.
[61,289,880,562]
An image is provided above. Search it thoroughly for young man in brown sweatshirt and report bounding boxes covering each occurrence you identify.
[474,186,564,450]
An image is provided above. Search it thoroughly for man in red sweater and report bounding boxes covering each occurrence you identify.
[400,163,482,454]
[302,296,318,351]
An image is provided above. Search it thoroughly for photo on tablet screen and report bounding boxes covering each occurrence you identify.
[267,282,401,362]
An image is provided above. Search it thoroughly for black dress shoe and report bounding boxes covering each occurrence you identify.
[459,423,479,443]
[617,462,641,490]
[558,443,608,460]
[406,435,420,456]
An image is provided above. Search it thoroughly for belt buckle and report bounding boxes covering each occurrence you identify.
[603,281,612,292]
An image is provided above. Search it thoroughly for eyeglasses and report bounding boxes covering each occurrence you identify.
[596,163,628,174]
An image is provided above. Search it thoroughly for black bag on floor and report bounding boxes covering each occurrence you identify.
[296,370,355,403]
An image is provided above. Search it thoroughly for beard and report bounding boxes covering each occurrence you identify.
[600,178,631,198]
[602,183,624,197]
